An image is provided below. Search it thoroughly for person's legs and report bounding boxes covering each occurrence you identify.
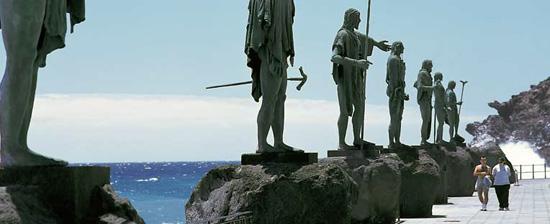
[337,85,350,150]
[503,184,510,209]
[0,0,67,166]
[483,188,489,209]
[436,108,445,143]
[352,99,364,146]
[388,99,396,147]
[419,100,431,144]
[272,67,287,148]
[495,185,504,209]
[395,100,404,145]
[256,49,281,152]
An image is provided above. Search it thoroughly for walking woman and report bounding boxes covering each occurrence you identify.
[473,156,492,211]
[493,157,511,211]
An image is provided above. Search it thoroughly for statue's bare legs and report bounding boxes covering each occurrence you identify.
[336,86,371,150]
[419,101,432,145]
[336,85,351,150]
[435,108,446,144]
[256,49,298,153]
[388,99,404,148]
[0,0,67,167]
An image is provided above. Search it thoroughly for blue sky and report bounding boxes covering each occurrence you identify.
[0,0,549,162]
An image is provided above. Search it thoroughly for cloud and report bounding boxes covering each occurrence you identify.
[23,94,482,162]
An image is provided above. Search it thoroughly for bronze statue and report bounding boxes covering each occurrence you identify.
[433,72,446,144]
[245,0,300,153]
[386,41,409,148]
[331,8,390,150]
[446,81,462,141]
[0,0,85,166]
[414,60,435,146]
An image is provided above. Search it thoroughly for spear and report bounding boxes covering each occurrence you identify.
[360,0,372,151]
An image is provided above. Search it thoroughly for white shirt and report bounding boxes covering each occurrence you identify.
[492,164,511,186]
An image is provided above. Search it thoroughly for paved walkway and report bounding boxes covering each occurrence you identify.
[401,179,550,224]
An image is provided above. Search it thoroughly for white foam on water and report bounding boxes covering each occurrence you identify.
[500,141,545,165]
[500,141,548,179]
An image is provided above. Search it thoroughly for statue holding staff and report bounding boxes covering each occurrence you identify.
[331,8,390,150]
[414,60,435,146]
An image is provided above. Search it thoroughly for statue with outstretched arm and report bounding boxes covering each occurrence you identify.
[331,8,390,150]
[0,0,85,167]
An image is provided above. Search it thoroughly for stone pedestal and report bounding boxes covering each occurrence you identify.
[241,152,318,165]
[327,146,382,158]
[0,166,110,224]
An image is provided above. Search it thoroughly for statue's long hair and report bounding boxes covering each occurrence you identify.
[343,8,360,28]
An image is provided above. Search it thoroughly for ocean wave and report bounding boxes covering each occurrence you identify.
[136,177,159,182]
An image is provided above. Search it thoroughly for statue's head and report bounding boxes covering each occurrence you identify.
[421,60,433,73]
[343,8,361,30]
[448,80,456,89]
[434,72,443,81]
[391,41,404,55]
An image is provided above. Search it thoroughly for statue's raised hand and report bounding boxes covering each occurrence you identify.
[377,40,391,52]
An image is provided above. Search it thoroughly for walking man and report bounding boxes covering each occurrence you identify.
[473,156,492,211]
[331,8,390,150]
[493,157,511,211]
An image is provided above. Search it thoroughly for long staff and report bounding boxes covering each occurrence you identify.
[360,0,372,151]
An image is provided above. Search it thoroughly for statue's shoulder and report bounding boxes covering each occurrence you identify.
[335,29,352,39]
[388,55,401,63]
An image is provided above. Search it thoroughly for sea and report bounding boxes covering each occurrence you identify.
[80,161,238,224]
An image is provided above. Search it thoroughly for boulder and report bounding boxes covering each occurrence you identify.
[0,166,144,224]
[185,162,356,224]
[423,145,448,204]
[0,186,59,224]
[186,156,403,224]
[91,184,145,224]
[397,148,440,218]
[444,146,477,196]
[325,156,401,223]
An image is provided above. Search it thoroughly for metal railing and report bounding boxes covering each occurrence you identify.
[190,211,253,224]
[515,164,550,180]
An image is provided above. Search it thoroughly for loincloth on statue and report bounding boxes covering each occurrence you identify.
[37,0,85,68]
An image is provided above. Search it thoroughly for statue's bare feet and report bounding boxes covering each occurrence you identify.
[338,144,355,150]
[274,142,304,153]
[256,143,276,153]
[0,147,67,167]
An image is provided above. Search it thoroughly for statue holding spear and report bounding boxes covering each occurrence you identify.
[331,5,390,150]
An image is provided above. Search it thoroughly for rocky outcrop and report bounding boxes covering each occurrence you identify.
[92,185,145,224]
[185,162,356,224]
[186,156,405,224]
[0,166,144,224]
[395,148,440,218]
[467,77,550,161]
[328,156,402,223]
[0,186,59,224]
[444,146,477,196]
